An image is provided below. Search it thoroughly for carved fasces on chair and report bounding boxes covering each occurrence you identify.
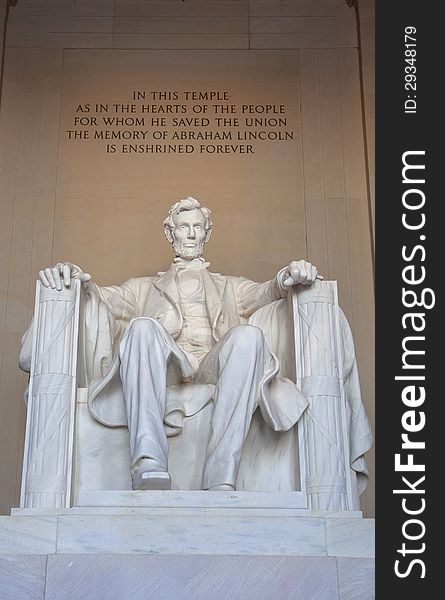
[291,280,359,511]
[20,281,81,508]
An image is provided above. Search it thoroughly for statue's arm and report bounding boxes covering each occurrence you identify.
[36,261,137,323]
[19,263,138,379]
[236,260,319,318]
[84,279,137,326]
[79,278,139,382]
[235,271,287,318]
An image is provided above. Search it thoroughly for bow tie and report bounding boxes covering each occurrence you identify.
[173,258,210,271]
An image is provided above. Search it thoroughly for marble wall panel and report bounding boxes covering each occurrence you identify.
[44,555,339,600]
[6,15,114,47]
[0,516,57,554]
[112,33,249,50]
[250,33,336,49]
[337,557,375,600]
[250,1,344,17]
[0,555,47,600]
[53,49,305,286]
[357,0,375,239]
[115,1,249,19]
[326,518,375,558]
[56,514,325,555]
[325,198,354,320]
[0,47,47,514]
[250,16,336,34]
[114,17,249,35]
[11,0,114,17]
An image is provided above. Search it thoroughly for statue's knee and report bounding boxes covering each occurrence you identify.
[229,324,264,350]
[127,318,161,341]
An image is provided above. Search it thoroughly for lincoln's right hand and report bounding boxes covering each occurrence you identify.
[39,263,92,290]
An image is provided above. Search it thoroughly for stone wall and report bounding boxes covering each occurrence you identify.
[0,0,375,516]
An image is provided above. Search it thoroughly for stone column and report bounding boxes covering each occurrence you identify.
[0,1,16,104]
[0,0,8,102]
[20,280,81,508]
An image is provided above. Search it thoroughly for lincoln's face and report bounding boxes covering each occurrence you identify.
[171,208,208,260]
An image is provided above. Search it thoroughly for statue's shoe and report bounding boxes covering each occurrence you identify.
[132,469,171,490]
[206,484,235,491]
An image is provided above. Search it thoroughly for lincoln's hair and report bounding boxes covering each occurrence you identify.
[163,197,213,241]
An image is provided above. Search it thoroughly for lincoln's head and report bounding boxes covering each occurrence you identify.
[163,197,213,260]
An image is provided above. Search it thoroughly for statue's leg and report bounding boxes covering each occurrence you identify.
[119,317,173,489]
[196,324,266,490]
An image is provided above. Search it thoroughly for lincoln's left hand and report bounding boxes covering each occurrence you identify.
[281,260,320,288]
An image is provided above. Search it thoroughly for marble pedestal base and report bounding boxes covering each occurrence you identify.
[1,497,375,599]
[0,554,374,600]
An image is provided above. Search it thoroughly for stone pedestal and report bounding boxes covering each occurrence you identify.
[0,497,374,600]
[9,278,374,598]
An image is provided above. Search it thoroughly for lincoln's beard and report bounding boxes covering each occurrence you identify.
[172,238,205,260]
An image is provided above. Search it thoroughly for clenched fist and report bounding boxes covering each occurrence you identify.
[280,260,320,288]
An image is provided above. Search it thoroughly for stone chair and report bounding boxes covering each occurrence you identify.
[18,279,371,513]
